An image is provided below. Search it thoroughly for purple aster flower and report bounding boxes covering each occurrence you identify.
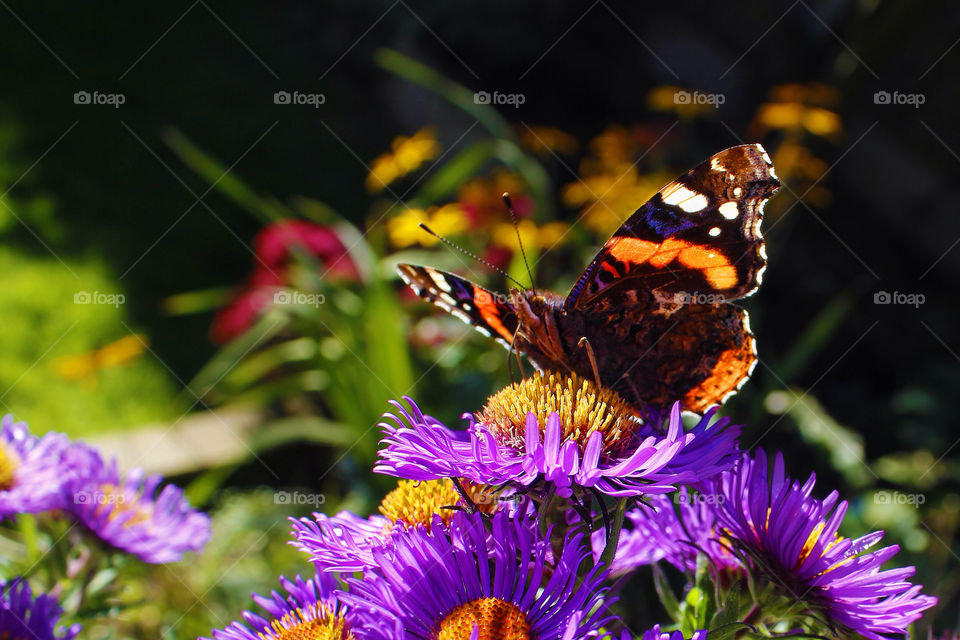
[375,372,739,498]
[64,443,211,563]
[641,625,708,640]
[710,449,937,640]
[205,573,351,640]
[0,415,75,518]
[593,488,740,577]
[291,477,512,573]
[0,578,80,640]
[340,510,618,640]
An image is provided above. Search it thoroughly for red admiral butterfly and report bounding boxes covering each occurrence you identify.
[398,144,780,417]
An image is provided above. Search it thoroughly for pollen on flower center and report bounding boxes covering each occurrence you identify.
[477,371,640,454]
[437,597,530,640]
[95,484,153,527]
[379,478,497,532]
[0,442,20,491]
[258,602,352,640]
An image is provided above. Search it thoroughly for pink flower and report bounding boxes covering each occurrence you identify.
[211,221,359,344]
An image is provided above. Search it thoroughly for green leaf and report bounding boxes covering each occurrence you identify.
[652,564,682,623]
[708,581,744,640]
[375,48,514,140]
[248,416,355,451]
[409,140,498,207]
[164,129,291,224]
[186,311,288,402]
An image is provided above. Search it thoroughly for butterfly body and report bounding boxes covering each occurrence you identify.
[398,144,780,417]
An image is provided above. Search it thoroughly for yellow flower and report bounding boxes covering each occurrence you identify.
[366,127,441,192]
[386,204,468,248]
[517,125,579,156]
[563,167,674,235]
[53,334,147,383]
[771,139,832,206]
[491,219,569,252]
[750,83,843,140]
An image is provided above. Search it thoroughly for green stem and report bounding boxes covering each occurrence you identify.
[598,497,628,569]
[536,486,555,536]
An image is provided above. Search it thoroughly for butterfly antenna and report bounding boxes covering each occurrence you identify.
[502,193,537,294]
[418,223,526,289]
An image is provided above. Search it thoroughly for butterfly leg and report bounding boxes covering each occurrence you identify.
[578,337,603,390]
[507,323,526,382]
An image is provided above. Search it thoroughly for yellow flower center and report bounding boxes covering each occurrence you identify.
[477,371,639,455]
[94,484,154,527]
[257,602,352,640]
[437,597,530,640]
[379,479,498,532]
[797,522,847,574]
[0,442,20,491]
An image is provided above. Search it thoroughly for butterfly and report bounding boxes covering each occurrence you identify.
[397,144,780,418]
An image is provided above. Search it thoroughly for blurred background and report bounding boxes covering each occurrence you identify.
[0,0,958,636]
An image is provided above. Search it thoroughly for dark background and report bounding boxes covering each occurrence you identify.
[1,0,958,632]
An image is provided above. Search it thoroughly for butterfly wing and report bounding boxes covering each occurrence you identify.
[565,144,779,311]
[572,303,757,415]
[396,264,520,348]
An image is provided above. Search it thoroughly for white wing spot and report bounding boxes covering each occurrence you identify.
[761,151,773,165]
[710,157,726,172]
[719,201,739,220]
[733,186,743,198]
[439,292,457,307]
[769,166,778,180]
[709,227,721,237]
[429,270,452,292]
[661,182,710,213]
